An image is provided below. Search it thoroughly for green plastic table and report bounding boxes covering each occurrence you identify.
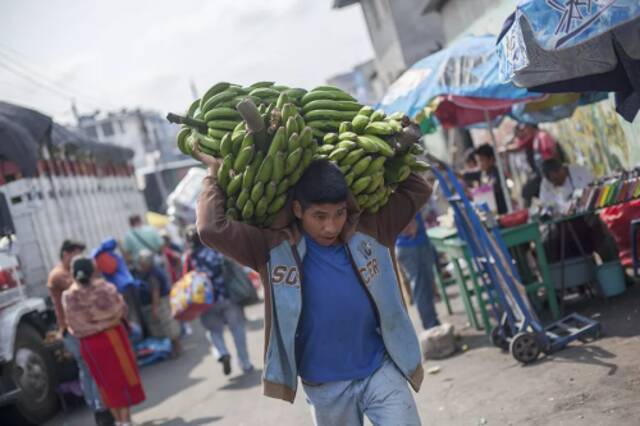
[428,222,560,333]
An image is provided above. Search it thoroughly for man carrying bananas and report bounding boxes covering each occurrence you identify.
[194,135,429,425]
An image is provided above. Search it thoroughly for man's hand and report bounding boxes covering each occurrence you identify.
[192,143,221,175]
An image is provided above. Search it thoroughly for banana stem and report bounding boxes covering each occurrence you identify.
[166,113,207,133]
[237,98,268,152]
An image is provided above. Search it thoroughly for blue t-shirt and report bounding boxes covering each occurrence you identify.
[295,235,385,383]
[396,213,428,248]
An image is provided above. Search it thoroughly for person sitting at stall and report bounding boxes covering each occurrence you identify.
[506,123,564,174]
[539,158,620,263]
[474,144,508,214]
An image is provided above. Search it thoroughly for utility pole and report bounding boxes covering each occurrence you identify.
[189,79,199,100]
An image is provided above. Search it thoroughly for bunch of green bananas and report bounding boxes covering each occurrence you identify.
[314,107,429,214]
[172,81,429,223]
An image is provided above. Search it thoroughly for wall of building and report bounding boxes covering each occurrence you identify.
[390,2,443,68]
[438,0,500,42]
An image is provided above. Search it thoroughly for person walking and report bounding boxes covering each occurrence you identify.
[62,257,146,426]
[396,213,441,330]
[183,225,254,376]
[47,240,114,426]
[135,249,182,356]
[195,137,428,426]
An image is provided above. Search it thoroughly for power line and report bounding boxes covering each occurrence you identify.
[0,43,116,110]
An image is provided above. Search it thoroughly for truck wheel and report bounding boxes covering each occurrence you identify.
[6,323,59,425]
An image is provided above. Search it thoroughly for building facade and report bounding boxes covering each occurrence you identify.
[76,109,180,170]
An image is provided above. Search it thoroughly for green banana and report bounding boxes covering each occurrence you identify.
[397,165,412,182]
[285,147,303,175]
[299,127,313,149]
[369,109,386,122]
[249,81,275,89]
[268,194,288,214]
[276,178,289,195]
[338,131,359,141]
[310,85,344,92]
[217,162,231,190]
[295,115,306,134]
[272,152,286,183]
[366,172,384,193]
[341,148,366,166]
[329,148,349,162]
[323,133,339,145]
[200,135,221,152]
[176,127,191,155]
[249,87,280,99]
[268,127,287,156]
[207,128,228,139]
[287,132,301,153]
[358,135,394,157]
[240,133,255,151]
[402,152,417,166]
[352,115,370,134]
[286,117,299,140]
[359,106,374,117]
[220,133,233,157]
[300,90,356,105]
[250,181,264,203]
[338,164,351,174]
[207,120,240,131]
[242,199,255,220]
[302,100,362,114]
[200,82,231,110]
[355,136,380,154]
[231,131,245,157]
[338,121,352,134]
[281,104,297,124]
[344,171,355,186]
[255,197,269,218]
[236,188,250,210]
[233,145,255,172]
[226,196,236,210]
[186,98,200,118]
[317,144,335,155]
[386,119,402,133]
[256,155,274,183]
[356,194,369,208]
[388,112,405,121]
[264,181,277,203]
[336,140,357,151]
[242,151,264,190]
[202,87,242,112]
[313,154,329,161]
[222,154,233,172]
[283,88,307,100]
[204,107,241,122]
[288,166,304,185]
[352,176,372,195]
[363,156,387,175]
[410,143,425,155]
[364,121,395,136]
[227,173,243,197]
[304,109,358,122]
[352,156,373,176]
[276,92,290,110]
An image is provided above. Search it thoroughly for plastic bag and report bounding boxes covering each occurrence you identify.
[170,271,213,321]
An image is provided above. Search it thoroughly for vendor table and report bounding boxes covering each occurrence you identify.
[428,222,560,333]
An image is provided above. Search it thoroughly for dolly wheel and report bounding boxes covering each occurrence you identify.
[490,326,509,351]
[510,332,541,364]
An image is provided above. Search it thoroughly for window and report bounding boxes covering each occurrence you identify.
[84,126,98,139]
[101,121,115,137]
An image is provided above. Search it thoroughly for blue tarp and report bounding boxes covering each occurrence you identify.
[378,35,539,119]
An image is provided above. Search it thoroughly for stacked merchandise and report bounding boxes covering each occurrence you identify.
[574,171,640,214]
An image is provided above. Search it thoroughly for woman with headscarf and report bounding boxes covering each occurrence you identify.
[62,256,146,426]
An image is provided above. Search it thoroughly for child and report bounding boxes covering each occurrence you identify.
[195,150,429,425]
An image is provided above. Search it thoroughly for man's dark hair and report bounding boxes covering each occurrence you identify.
[59,239,86,260]
[293,160,348,210]
[542,158,563,179]
[474,144,495,160]
[184,224,203,250]
[129,214,142,227]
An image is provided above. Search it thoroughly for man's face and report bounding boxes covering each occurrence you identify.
[62,249,83,268]
[548,168,567,187]
[515,125,535,141]
[475,155,495,173]
[293,201,348,246]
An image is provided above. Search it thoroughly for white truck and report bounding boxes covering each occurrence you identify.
[0,102,146,424]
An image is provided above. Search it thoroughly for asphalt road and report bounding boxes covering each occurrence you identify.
[45,284,640,426]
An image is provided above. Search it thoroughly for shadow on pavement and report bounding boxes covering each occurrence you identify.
[218,368,263,391]
[537,344,619,375]
[140,415,223,425]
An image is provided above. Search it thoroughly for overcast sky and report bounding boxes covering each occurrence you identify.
[0,0,374,124]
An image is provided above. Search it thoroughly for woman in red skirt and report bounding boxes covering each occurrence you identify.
[63,257,145,426]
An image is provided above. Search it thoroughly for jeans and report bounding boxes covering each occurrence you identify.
[63,332,104,411]
[302,356,421,426]
[199,299,253,371]
[397,243,440,330]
